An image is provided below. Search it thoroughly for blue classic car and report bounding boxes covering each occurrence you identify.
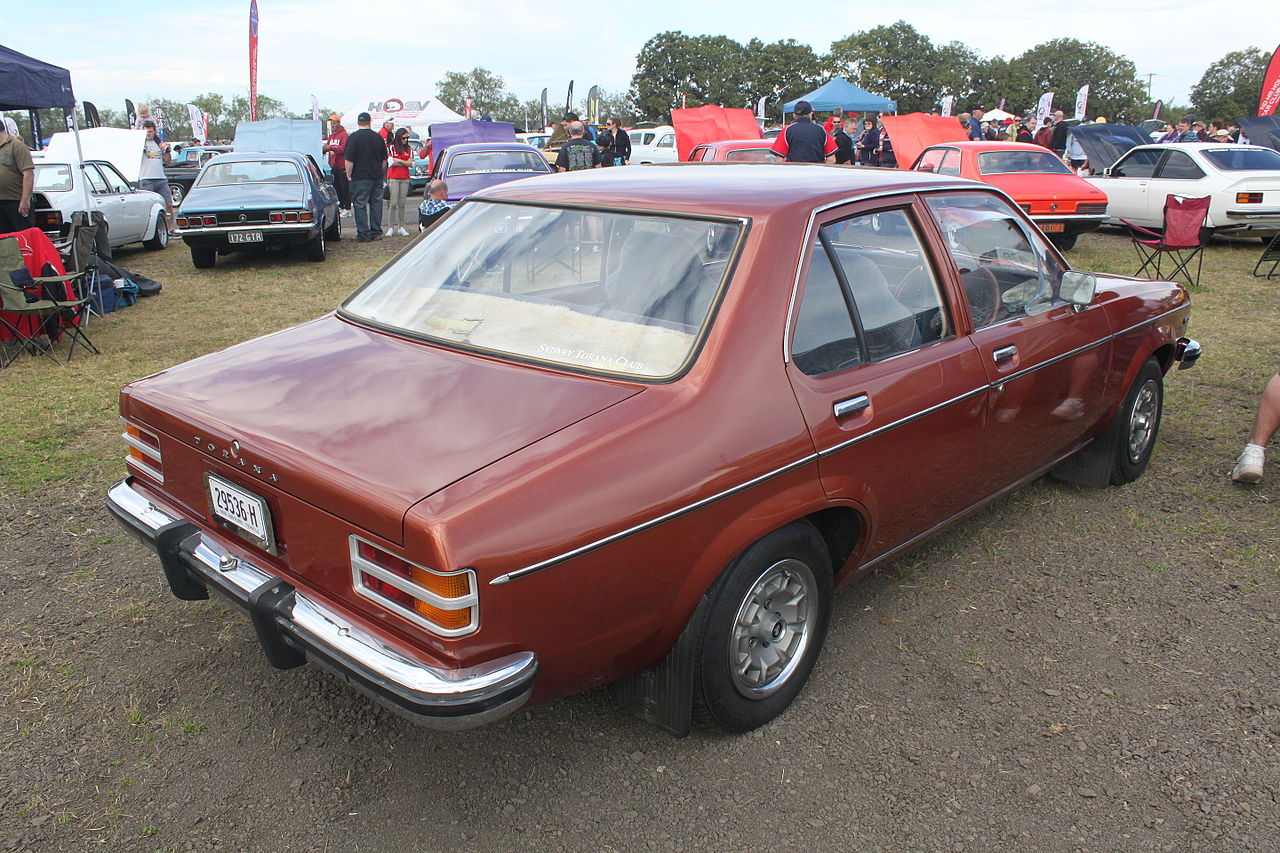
[176,151,339,269]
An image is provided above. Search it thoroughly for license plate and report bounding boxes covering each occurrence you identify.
[1041,222,1065,232]
[229,230,264,243]
[206,474,276,553]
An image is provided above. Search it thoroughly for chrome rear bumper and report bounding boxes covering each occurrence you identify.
[105,478,536,729]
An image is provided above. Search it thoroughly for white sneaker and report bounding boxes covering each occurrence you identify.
[341,209,351,218]
[397,227,409,237]
[1231,446,1264,484]
[385,228,394,237]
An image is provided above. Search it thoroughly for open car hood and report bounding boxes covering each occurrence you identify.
[1239,117,1280,153]
[1068,124,1149,171]
[123,315,641,543]
[670,105,762,162]
[878,114,968,170]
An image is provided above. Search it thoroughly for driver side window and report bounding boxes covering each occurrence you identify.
[1111,149,1161,178]
[925,193,1066,330]
[84,165,110,195]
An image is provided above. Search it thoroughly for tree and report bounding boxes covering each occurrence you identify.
[742,38,825,120]
[1009,39,1146,122]
[631,31,753,120]
[827,22,978,114]
[1190,47,1270,122]
[436,67,519,120]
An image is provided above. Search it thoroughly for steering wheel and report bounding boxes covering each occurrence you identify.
[961,265,1001,328]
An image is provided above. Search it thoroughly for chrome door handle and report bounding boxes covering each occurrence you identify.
[993,345,1017,363]
[833,395,870,418]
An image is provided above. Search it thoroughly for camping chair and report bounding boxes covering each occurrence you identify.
[1122,195,1211,288]
[0,236,99,367]
[1254,232,1280,279]
[63,212,103,324]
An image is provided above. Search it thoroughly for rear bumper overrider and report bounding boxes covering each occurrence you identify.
[105,478,536,729]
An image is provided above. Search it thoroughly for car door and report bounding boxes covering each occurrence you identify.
[921,191,1113,493]
[305,156,337,226]
[785,200,990,561]
[1145,148,1209,218]
[96,162,150,242]
[1100,148,1164,225]
[81,164,139,243]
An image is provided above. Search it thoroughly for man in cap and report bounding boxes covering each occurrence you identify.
[968,107,985,140]
[323,115,351,215]
[769,101,836,163]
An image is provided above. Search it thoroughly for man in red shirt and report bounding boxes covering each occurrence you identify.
[770,101,837,163]
[323,115,351,214]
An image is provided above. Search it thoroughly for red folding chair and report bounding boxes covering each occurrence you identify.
[1122,195,1210,287]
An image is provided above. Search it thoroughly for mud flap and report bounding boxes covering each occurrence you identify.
[611,593,711,738]
[246,579,306,670]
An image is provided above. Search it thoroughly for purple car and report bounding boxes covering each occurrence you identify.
[430,142,553,204]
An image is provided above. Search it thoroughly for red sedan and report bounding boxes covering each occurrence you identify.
[687,139,778,163]
[107,165,1198,735]
[912,141,1109,249]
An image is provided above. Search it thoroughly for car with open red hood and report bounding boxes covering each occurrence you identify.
[107,164,1199,735]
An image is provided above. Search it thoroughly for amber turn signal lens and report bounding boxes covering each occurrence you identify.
[1236,193,1263,204]
[413,599,473,631]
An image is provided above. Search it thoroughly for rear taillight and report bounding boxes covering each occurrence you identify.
[176,216,188,228]
[202,215,218,226]
[269,212,283,223]
[1236,192,1263,204]
[122,420,163,483]
[34,209,63,230]
[350,537,477,636]
[1077,203,1108,215]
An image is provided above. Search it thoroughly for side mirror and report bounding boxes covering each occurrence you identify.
[1059,271,1097,306]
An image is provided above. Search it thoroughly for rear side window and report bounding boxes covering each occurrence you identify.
[791,208,950,374]
[1155,150,1206,180]
[1202,147,1280,170]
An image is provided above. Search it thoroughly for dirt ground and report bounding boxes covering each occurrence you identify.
[2,234,1277,852]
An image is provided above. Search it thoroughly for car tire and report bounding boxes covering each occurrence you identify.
[692,522,832,733]
[305,228,326,262]
[1050,233,1078,251]
[324,215,341,242]
[143,219,169,251]
[170,183,185,206]
[190,246,216,269]
[1051,358,1163,487]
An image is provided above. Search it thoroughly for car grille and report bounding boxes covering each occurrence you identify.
[1077,203,1108,215]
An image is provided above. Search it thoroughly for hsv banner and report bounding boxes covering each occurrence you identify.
[940,95,954,117]
[187,103,208,143]
[1035,92,1054,129]
[1260,43,1280,116]
[1074,85,1089,121]
[249,0,259,121]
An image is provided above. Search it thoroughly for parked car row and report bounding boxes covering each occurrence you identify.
[108,165,1201,735]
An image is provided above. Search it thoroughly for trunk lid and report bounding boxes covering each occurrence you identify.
[123,315,641,543]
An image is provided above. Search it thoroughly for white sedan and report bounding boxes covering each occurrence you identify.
[628,125,678,164]
[1086,143,1280,238]
[31,159,170,251]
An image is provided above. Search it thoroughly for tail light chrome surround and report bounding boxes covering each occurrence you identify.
[122,419,164,483]
[349,536,478,637]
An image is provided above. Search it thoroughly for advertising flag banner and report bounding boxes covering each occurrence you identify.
[998,97,1007,110]
[310,95,320,121]
[464,97,473,119]
[84,101,101,128]
[940,95,955,117]
[153,106,167,141]
[1074,85,1089,121]
[565,81,574,113]
[125,99,137,129]
[249,0,260,121]
[188,104,208,143]
[1260,43,1280,116]
[1152,100,1163,120]
[587,85,599,124]
[540,88,548,128]
[1035,92,1054,129]
[756,96,767,119]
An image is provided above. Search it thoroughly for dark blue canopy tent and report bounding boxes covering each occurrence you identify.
[0,43,91,209]
[782,78,896,114]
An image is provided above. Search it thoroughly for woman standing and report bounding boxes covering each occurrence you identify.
[385,127,412,237]
[857,119,880,166]
[597,117,631,166]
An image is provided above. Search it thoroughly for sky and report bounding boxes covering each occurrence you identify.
[2,1,1267,117]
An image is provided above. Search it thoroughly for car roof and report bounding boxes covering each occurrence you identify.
[924,141,1051,153]
[478,163,977,219]
[699,139,772,149]
[442,142,545,155]
[205,150,312,163]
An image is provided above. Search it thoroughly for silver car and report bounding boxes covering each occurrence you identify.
[31,159,170,251]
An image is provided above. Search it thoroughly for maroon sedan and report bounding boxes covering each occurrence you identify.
[107,165,1200,734]
[687,139,778,162]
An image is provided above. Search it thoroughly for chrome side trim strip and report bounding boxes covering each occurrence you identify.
[816,385,988,459]
[490,453,820,585]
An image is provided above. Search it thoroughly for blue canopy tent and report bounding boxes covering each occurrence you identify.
[782,78,896,115]
[0,43,91,212]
